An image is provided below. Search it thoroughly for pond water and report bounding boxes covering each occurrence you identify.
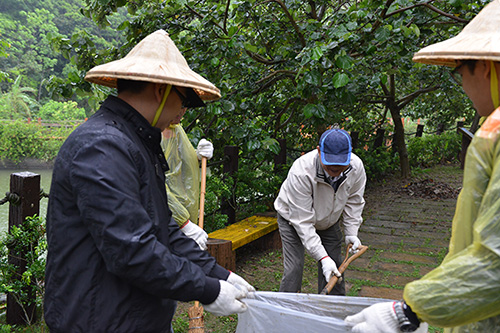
[0,169,52,235]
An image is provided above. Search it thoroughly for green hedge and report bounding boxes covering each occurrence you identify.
[0,120,77,162]
[407,131,461,168]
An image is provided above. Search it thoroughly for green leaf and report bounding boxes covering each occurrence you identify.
[311,46,323,61]
[335,55,353,69]
[246,139,261,151]
[332,73,349,88]
[262,138,280,155]
[303,104,315,119]
[304,70,321,86]
[244,43,258,53]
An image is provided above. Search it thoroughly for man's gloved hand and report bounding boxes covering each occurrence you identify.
[203,280,248,316]
[227,272,256,292]
[345,235,362,253]
[344,302,428,333]
[196,139,214,160]
[320,256,341,281]
[180,220,208,250]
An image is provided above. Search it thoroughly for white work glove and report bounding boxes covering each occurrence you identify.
[180,220,208,250]
[203,280,248,316]
[227,272,256,292]
[320,256,341,281]
[344,302,428,333]
[196,138,214,160]
[345,235,362,254]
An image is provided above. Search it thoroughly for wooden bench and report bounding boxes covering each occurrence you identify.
[207,215,281,271]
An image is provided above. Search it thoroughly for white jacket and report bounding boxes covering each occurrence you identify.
[274,149,366,261]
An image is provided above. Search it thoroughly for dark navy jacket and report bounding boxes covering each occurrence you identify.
[44,96,228,332]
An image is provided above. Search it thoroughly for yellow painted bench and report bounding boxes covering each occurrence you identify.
[207,215,281,271]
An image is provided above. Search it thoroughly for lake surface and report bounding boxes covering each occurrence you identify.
[0,169,52,235]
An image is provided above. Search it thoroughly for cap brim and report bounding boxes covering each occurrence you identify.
[321,153,351,166]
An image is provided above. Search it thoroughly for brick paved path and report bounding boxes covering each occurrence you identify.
[345,166,463,300]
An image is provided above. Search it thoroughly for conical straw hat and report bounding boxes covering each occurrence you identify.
[85,30,221,101]
[413,0,500,67]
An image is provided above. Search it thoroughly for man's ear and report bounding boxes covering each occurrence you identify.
[482,60,491,79]
[317,146,321,156]
[154,83,166,103]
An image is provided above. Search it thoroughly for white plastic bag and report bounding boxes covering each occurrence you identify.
[237,291,394,333]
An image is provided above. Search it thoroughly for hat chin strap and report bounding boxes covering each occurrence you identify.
[151,85,172,127]
[491,61,499,109]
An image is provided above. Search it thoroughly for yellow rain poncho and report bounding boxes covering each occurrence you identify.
[404,108,500,332]
[161,125,200,226]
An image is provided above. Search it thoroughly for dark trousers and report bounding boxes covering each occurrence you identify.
[277,214,345,295]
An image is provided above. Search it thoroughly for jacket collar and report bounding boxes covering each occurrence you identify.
[315,153,352,185]
[101,96,168,173]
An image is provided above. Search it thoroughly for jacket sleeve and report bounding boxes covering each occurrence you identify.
[70,135,222,304]
[404,121,500,328]
[341,159,367,237]
[279,172,328,261]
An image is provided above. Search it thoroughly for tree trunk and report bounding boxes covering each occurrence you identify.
[388,106,410,178]
[385,74,410,179]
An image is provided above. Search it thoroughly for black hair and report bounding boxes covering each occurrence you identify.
[461,60,477,74]
[116,79,150,94]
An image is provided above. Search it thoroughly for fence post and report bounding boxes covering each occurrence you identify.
[457,127,473,169]
[416,124,424,137]
[436,123,445,135]
[222,146,238,225]
[374,129,385,149]
[350,131,359,150]
[7,172,40,325]
[273,138,287,170]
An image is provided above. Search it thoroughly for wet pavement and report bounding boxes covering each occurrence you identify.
[345,165,463,300]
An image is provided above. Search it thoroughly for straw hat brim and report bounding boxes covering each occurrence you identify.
[413,0,500,67]
[85,30,221,101]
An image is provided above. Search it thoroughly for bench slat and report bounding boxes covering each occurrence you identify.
[208,216,277,251]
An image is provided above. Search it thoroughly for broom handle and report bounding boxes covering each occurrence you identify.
[320,244,368,295]
[194,156,208,309]
[198,156,207,229]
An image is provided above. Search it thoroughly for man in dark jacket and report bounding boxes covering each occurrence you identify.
[44,29,254,332]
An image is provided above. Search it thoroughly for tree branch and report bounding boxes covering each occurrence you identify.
[245,50,286,65]
[224,0,231,32]
[255,70,297,85]
[185,4,227,34]
[271,0,306,47]
[384,1,469,24]
[397,85,440,109]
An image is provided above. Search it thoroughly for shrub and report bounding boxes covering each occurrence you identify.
[36,100,86,121]
[0,120,77,162]
[0,215,46,325]
[353,147,398,181]
[407,132,461,168]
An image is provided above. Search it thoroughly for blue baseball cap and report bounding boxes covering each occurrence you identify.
[319,129,352,166]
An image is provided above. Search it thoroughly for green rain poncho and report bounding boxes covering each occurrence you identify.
[404,108,500,332]
[161,125,200,226]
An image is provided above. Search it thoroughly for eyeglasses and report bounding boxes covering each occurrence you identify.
[449,63,464,86]
[171,86,189,108]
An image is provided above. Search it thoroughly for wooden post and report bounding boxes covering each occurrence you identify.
[7,172,40,325]
[416,124,424,137]
[350,131,359,150]
[458,127,473,169]
[222,146,238,225]
[374,129,385,149]
[207,238,235,271]
[273,138,287,170]
[436,123,445,135]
